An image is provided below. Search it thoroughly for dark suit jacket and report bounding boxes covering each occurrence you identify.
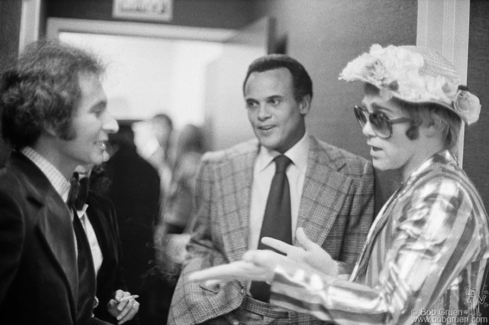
[0,152,109,325]
[169,136,375,324]
[85,192,127,323]
[106,145,160,294]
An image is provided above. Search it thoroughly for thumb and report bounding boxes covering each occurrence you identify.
[114,289,124,302]
[295,227,316,251]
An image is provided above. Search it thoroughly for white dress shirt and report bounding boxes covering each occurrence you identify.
[248,133,310,250]
[76,204,103,275]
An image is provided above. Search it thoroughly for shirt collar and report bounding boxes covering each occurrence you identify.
[404,149,457,188]
[76,204,89,218]
[256,131,310,172]
[20,147,71,202]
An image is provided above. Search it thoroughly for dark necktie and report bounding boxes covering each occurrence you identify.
[250,155,292,302]
[68,173,96,324]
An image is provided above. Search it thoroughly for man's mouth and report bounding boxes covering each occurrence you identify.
[258,125,274,131]
[95,140,107,150]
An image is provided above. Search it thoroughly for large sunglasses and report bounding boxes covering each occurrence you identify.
[353,105,412,139]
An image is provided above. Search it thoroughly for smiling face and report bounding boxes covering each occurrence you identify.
[54,73,118,171]
[361,94,429,180]
[244,68,310,153]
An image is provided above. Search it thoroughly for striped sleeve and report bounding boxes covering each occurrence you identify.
[270,175,485,325]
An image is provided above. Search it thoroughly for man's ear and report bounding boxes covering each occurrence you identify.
[298,94,312,115]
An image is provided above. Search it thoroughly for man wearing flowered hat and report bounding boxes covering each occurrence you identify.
[187,44,489,325]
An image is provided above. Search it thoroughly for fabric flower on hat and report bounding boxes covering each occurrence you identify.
[454,90,481,125]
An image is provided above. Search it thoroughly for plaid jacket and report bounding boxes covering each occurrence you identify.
[168,136,375,324]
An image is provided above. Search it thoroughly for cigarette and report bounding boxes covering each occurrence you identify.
[118,295,139,302]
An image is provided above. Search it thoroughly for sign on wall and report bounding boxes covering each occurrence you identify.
[112,0,173,22]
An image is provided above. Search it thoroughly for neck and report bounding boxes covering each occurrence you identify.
[31,138,76,180]
[401,138,444,183]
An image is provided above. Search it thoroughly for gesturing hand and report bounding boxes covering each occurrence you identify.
[262,227,337,276]
[187,249,290,289]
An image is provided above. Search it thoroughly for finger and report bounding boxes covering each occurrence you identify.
[188,261,249,282]
[261,237,294,255]
[204,279,224,291]
[295,227,316,251]
[117,299,130,311]
[117,299,135,321]
[118,301,139,324]
[114,289,125,302]
[242,250,270,264]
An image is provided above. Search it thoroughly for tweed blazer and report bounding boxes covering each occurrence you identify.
[168,136,375,324]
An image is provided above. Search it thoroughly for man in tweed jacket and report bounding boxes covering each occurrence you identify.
[168,54,375,324]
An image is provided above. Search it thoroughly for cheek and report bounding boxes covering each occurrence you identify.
[247,111,256,123]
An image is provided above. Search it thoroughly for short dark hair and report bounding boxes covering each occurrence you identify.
[242,54,313,101]
[0,39,105,149]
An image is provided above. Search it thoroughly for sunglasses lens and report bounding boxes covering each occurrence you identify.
[354,106,367,127]
[370,113,391,138]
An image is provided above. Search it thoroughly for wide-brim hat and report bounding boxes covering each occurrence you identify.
[339,44,481,125]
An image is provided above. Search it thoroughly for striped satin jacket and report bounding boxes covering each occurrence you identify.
[270,150,489,325]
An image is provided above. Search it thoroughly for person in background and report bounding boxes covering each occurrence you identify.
[144,114,175,218]
[74,163,140,324]
[189,45,489,325]
[153,124,205,325]
[169,54,375,325]
[0,39,118,324]
[163,124,204,235]
[105,123,160,325]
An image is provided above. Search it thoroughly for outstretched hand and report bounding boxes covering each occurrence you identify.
[187,228,337,289]
[262,227,337,275]
[188,250,289,288]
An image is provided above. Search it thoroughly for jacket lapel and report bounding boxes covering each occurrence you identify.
[219,142,258,262]
[36,194,79,298]
[297,137,354,246]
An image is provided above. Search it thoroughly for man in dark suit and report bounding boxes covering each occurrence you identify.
[169,54,375,324]
[105,124,161,324]
[0,40,119,324]
[74,164,140,324]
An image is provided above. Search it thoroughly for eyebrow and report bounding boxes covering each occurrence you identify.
[91,100,107,111]
[370,102,395,114]
[267,95,282,100]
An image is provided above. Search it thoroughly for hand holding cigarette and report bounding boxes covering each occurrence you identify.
[117,294,139,302]
[107,289,139,324]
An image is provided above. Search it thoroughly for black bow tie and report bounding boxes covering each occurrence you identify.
[67,172,80,208]
[67,172,89,211]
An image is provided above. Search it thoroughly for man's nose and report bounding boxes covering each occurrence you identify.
[257,104,271,121]
[103,111,119,134]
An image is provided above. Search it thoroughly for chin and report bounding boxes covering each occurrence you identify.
[258,139,278,151]
[372,160,389,171]
[87,156,105,166]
